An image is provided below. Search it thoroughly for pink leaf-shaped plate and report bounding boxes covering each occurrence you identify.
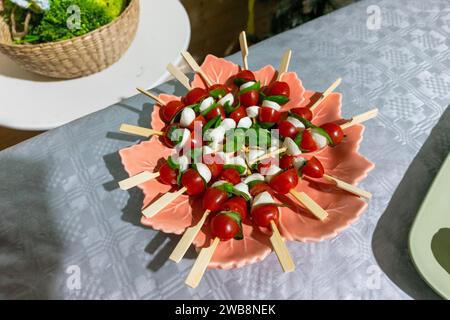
[119,55,374,269]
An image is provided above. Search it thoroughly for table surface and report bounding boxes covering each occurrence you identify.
[1,0,449,299]
[0,0,190,131]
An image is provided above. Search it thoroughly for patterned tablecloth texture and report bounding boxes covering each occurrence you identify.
[1,0,449,299]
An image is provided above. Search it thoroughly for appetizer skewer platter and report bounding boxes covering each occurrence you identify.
[117,31,376,288]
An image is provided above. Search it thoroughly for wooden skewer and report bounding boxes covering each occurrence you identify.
[289,189,328,221]
[119,124,163,138]
[119,171,160,190]
[142,187,187,218]
[169,210,211,263]
[323,174,372,199]
[309,78,342,112]
[239,31,249,70]
[277,49,292,81]
[181,51,213,87]
[340,108,379,130]
[270,221,295,272]
[185,237,220,288]
[136,87,164,105]
[249,147,287,166]
[167,63,192,91]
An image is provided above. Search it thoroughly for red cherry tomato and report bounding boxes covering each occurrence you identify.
[269,168,298,194]
[239,90,259,107]
[257,158,276,175]
[220,168,241,185]
[290,107,313,121]
[202,188,229,212]
[162,123,179,148]
[184,88,209,106]
[301,156,324,178]
[299,130,318,152]
[249,181,274,197]
[181,169,205,196]
[159,162,177,186]
[279,154,295,170]
[187,115,206,131]
[259,107,281,123]
[320,122,344,145]
[278,120,299,139]
[205,105,225,120]
[210,214,240,241]
[251,204,279,228]
[209,84,229,96]
[160,100,184,123]
[229,105,246,123]
[265,81,290,98]
[220,197,248,220]
[234,70,256,85]
[203,153,224,179]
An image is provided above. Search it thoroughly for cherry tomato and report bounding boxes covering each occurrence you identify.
[290,107,313,121]
[205,105,225,120]
[202,188,228,212]
[220,197,248,220]
[299,130,318,152]
[320,122,344,145]
[229,105,246,123]
[278,120,299,139]
[301,156,324,178]
[159,162,177,186]
[249,181,274,197]
[239,90,259,107]
[265,81,290,98]
[220,168,241,185]
[259,107,281,123]
[162,123,179,148]
[234,70,256,85]
[257,158,276,175]
[269,168,298,194]
[203,153,224,179]
[181,169,205,196]
[279,154,295,170]
[210,214,240,241]
[187,115,206,131]
[184,88,209,106]
[160,100,184,123]
[251,204,279,228]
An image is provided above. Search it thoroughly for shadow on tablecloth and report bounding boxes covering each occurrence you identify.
[372,105,450,300]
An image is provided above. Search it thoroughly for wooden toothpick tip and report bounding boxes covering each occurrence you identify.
[169,210,211,263]
[119,171,160,190]
[277,49,292,81]
[270,221,295,273]
[323,174,372,199]
[309,78,342,112]
[136,87,164,105]
[340,108,379,130]
[181,51,213,87]
[167,63,192,90]
[185,237,220,288]
[239,31,249,70]
[289,190,328,221]
[142,187,187,218]
[119,124,163,138]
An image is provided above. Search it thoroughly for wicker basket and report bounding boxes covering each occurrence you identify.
[0,0,139,79]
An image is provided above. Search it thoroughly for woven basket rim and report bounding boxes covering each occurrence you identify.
[0,0,138,48]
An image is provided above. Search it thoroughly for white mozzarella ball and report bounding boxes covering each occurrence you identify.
[234,182,251,199]
[180,107,196,127]
[212,180,228,188]
[294,157,307,170]
[240,81,255,91]
[174,128,190,152]
[221,118,237,131]
[286,116,305,130]
[262,100,281,111]
[237,117,252,129]
[246,106,260,118]
[283,137,302,156]
[204,126,226,143]
[244,173,265,184]
[195,163,212,183]
[217,93,234,106]
[252,191,275,207]
[264,165,282,182]
[199,96,215,112]
[311,129,328,149]
[176,155,189,172]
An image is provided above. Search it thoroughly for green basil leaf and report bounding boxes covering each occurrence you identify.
[215,182,235,196]
[265,95,290,105]
[188,103,200,113]
[312,127,333,146]
[233,77,247,86]
[167,156,180,170]
[223,164,247,174]
[224,101,240,114]
[231,188,251,201]
[217,211,243,240]
[247,180,264,189]
[209,88,227,99]
[238,81,261,96]
[214,116,222,128]
[200,102,219,116]
[294,131,303,147]
[176,170,183,186]
[259,122,276,129]
[202,115,221,134]
[289,111,315,128]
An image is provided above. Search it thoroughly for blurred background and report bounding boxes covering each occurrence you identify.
[0,0,358,151]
